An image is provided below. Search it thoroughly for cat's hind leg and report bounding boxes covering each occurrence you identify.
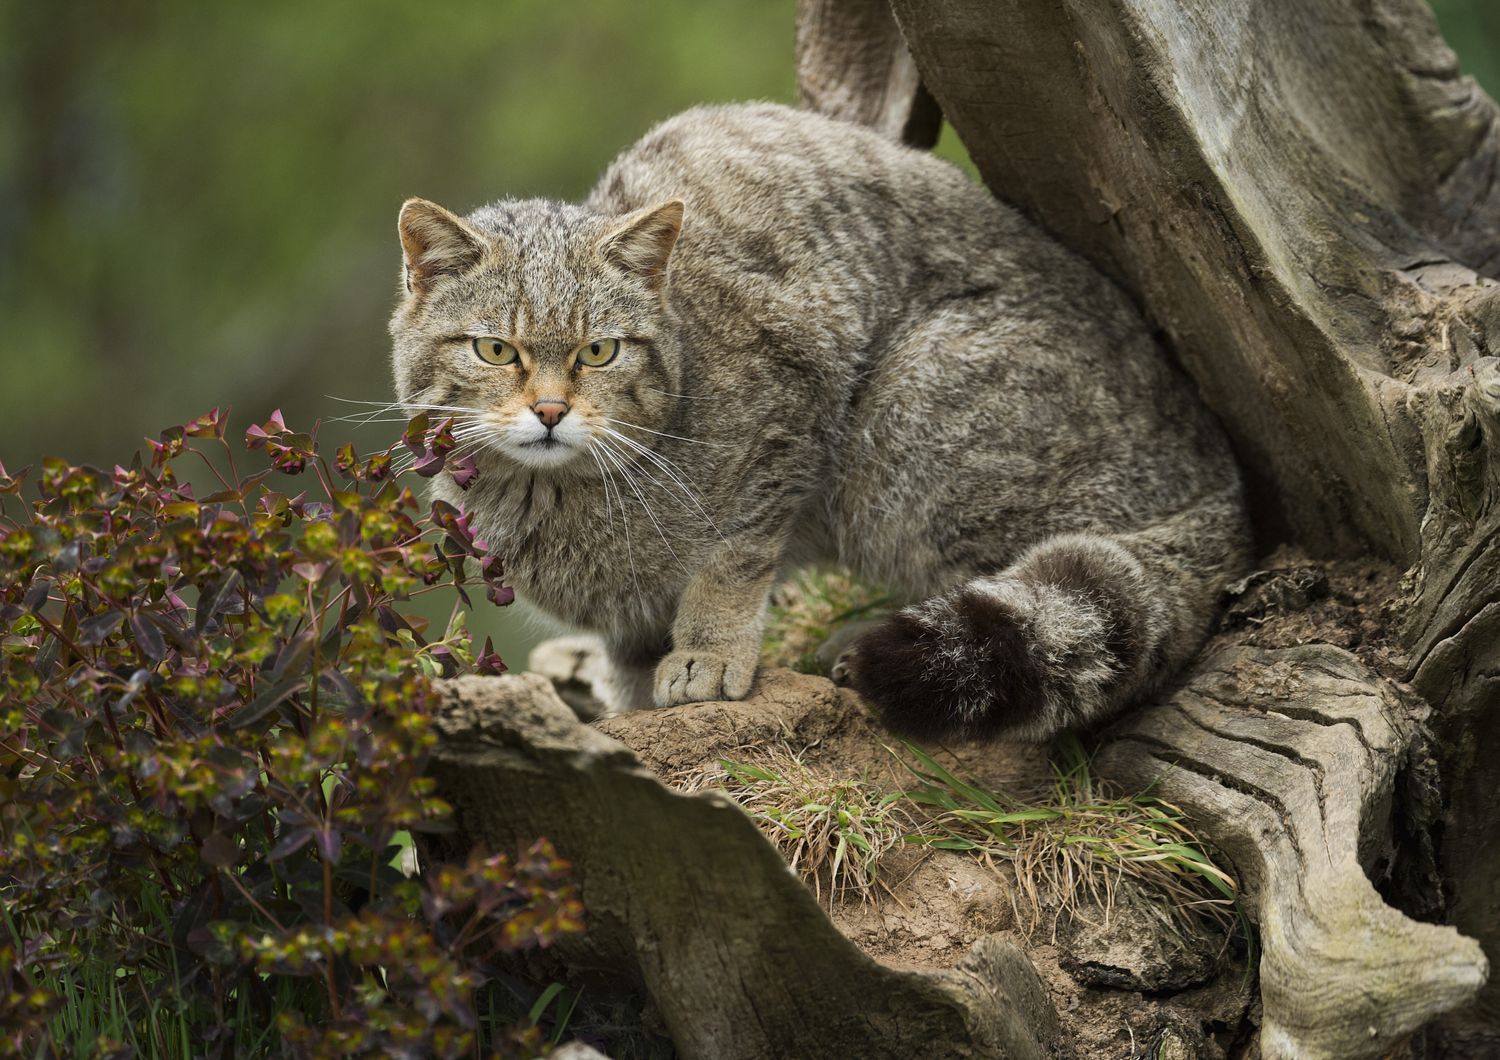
[839,486,1249,741]
[592,632,671,715]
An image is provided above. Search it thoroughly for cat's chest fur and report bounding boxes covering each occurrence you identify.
[452,469,693,631]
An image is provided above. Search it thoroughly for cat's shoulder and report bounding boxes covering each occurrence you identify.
[619,101,906,167]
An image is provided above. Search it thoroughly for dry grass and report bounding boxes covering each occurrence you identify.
[686,747,916,907]
[736,567,1241,942]
[761,568,893,674]
[896,737,1240,941]
[696,736,1241,946]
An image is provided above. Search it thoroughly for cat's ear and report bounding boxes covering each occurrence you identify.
[596,199,684,290]
[398,198,486,294]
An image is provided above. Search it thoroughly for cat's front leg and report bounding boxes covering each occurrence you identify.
[654,545,779,707]
[597,632,669,714]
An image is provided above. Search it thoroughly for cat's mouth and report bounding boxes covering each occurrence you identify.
[504,431,584,469]
[497,411,592,469]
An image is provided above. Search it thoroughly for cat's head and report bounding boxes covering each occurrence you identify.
[388,196,684,471]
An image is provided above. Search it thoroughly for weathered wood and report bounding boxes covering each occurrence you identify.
[1409,353,1500,1042]
[1101,643,1486,1059]
[430,643,1486,1057]
[422,672,1060,1060]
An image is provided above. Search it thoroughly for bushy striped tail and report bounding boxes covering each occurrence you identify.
[841,495,1247,742]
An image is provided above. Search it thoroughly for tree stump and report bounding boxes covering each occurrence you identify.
[424,0,1500,1054]
[803,0,1500,1051]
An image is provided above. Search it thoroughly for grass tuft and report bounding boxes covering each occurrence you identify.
[690,748,916,907]
[896,736,1240,941]
[761,568,893,674]
[697,736,1241,947]
[746,569,1242,945]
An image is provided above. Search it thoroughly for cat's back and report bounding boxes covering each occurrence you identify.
[588,103,1122,335]
[593,102,975,210]
[589,103,1012,281]
[591,103,1111,363]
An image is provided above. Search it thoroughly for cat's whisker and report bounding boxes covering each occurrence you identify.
[385,417,497,472]
[596,424,698,479]
[325,397,411,420]
[325,395,493,429]
[328,415,405,425]
[391,429,492,474]
[596,425,724,541]
[333,405,411,427]
[603,438,723,544]
[608,451,709,562]
[585,447,618,537]
[595,422,709,491]
[602,417,727,448]
[326,397,413,406]
[593,448,640,598]
[595,432,698,514]
[330,413,481,427]
[327,395,490,414]
[594,438,690,570]
[594,440,663,539]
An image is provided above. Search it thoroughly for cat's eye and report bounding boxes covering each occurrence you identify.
[472,337,520,366]
[576,338,621,368]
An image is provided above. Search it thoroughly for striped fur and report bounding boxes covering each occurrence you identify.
[388,103,1251,741]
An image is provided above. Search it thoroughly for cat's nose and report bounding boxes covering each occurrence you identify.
[532,400,570,429]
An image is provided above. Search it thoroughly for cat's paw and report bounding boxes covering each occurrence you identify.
[819,619,885,685]
[653,649,757,707]
[830,649,855,687]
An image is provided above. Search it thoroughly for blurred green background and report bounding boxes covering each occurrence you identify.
[1,0,1497,664]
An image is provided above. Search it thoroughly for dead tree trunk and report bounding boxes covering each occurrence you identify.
[424,1,1500,1056]
[843,0,1500,1052]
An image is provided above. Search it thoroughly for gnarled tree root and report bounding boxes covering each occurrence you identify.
[424,645,1486,1057]
[1099,643,1486,1059]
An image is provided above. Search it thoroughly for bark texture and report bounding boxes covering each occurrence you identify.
[1100,643,1484,1057]
[794,0,941,148]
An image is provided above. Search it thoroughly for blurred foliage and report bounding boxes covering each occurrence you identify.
[0,0,1496,658]
[0,0,797,467]
[0,0,799,660]
[1434,0,1500,95]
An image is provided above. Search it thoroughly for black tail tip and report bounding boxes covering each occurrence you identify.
[842,611,962,741]
[841,589,1051,742]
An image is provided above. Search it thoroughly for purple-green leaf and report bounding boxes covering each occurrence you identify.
[130,611,167,661]
[78,610,125,646]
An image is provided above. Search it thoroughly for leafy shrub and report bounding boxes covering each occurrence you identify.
[0,409,583,1058]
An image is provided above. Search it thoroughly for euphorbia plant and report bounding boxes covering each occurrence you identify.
[0,409,582,1058]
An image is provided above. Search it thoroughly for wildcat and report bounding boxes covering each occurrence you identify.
[388,102,1250,741]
